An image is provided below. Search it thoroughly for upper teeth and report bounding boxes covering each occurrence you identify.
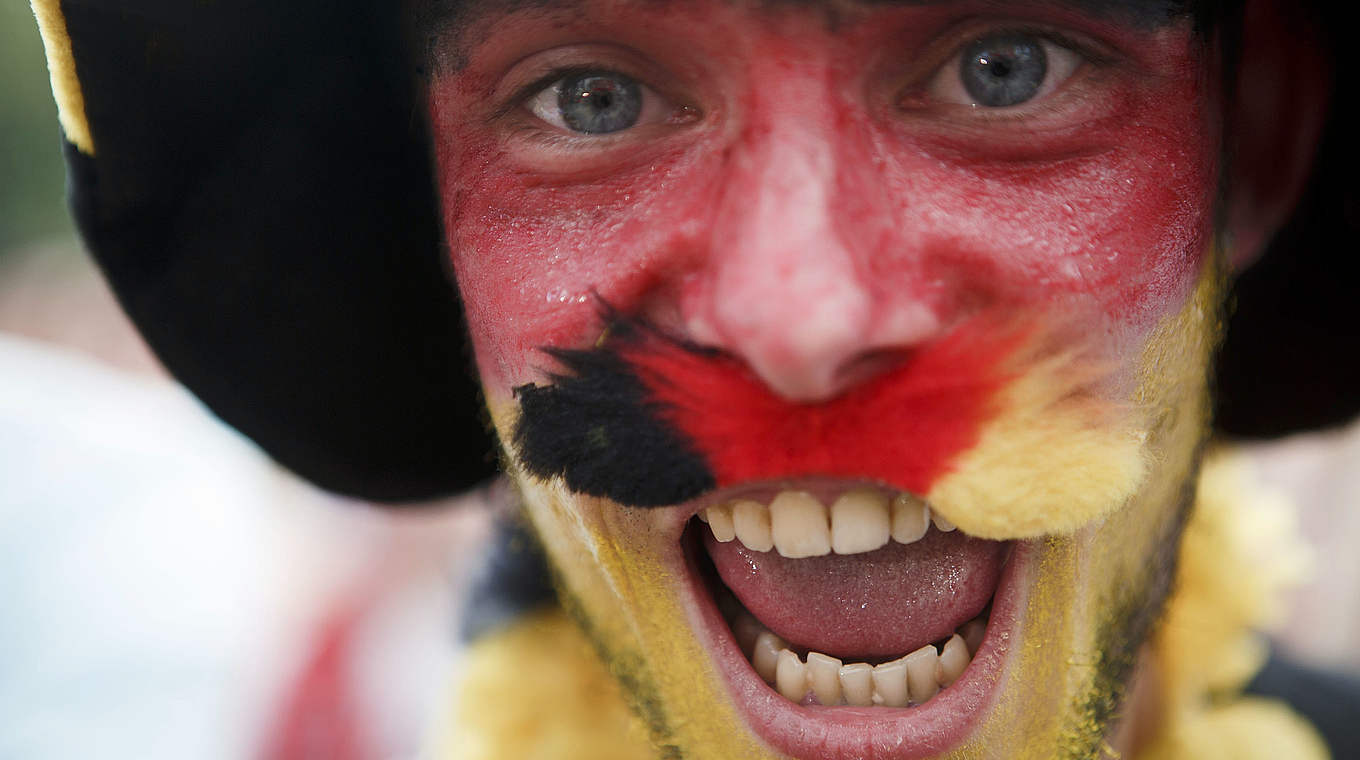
[700,488,953,557]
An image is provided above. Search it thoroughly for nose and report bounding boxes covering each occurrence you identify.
[682,91,941,402]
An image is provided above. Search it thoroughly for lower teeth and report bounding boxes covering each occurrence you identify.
[739,614,987,707]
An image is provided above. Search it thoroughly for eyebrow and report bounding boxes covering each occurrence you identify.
[785,0,1192,27]
[1029,0,1191,27]
[428,0,1193,23]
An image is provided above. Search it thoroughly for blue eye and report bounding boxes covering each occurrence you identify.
[527,70,672,135]
[557,73,643,133]
[927,32,1082,110]
[961,34,1047,107]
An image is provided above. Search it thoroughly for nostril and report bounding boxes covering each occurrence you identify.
[752,349,918,404]
[831,349,917,394]
[680,281,945,403]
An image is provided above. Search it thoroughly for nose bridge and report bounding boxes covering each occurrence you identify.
[721,109,852,288]
[694,71,878,401]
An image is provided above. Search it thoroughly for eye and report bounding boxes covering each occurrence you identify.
[930,32,1083,109]
[526,70,672,135]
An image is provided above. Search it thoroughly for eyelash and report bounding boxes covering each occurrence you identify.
[512,66,608,107]
[919,26,1108,105]
[501,67,680,147]
[501,25,1121,143]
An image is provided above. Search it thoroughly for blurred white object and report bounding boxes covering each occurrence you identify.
[1246,419,1360,674]
[0,333,487,759]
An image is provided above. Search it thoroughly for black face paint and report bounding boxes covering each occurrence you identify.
[512,320,717,508]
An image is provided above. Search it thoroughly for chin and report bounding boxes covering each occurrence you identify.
[487,272,1222,760]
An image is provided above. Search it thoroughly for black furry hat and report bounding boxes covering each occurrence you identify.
[31,0,1358,503]
[34,0,495,501]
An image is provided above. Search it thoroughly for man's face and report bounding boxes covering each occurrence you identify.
[428,1,1222,757]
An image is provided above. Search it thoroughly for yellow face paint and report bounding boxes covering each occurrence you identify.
[483,253,1226,759]
[500,469,770,757]
[924,347,1150,540]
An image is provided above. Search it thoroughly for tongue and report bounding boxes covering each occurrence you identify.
[704,529,1006,659]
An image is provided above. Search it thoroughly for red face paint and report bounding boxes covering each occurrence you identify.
[510,313,1029,507]
[429,0,1218,426]
[623,317,1025,497]
[429,8,1230,757]
[429,1,1219,407]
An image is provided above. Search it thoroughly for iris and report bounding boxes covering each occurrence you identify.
[558,73,644,134]
[961,34,1048,108]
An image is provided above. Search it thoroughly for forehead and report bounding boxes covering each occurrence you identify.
[427,0,1194,31]
[416,0,1200,72]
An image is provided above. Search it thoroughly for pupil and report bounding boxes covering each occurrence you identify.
[559,73,643,134]
[960,34,1048,108]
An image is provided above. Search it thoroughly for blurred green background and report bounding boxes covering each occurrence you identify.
[2,1,77,255]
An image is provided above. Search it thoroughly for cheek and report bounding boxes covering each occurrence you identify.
[432,112,721,389]
[867,89,1217,327]
[433,66,1217,390]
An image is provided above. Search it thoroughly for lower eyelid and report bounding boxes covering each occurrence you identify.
[506,116,661,153]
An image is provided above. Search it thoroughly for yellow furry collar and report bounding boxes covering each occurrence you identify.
[439,450,1329,759]
[1137,450,1327,760]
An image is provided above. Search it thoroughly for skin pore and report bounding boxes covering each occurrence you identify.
[425,1,1232,757]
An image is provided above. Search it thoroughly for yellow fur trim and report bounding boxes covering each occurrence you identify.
[925,349,1149,539]
[1137,697,1329,760]
[30,0,94,155]
[437,610,655,760]
[442,450,1330,760]
[1139,449,1327,760]
[927,265,1222,541]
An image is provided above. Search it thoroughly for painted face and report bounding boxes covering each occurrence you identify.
[427,1,1223,757]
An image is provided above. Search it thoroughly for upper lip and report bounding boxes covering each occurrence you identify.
[668,477,1026,760]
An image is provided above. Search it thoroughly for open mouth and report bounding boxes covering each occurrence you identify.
[676,479,1028,760]
[504,314,1097,755]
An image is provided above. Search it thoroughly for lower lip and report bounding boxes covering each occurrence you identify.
[680,526,1031,760]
